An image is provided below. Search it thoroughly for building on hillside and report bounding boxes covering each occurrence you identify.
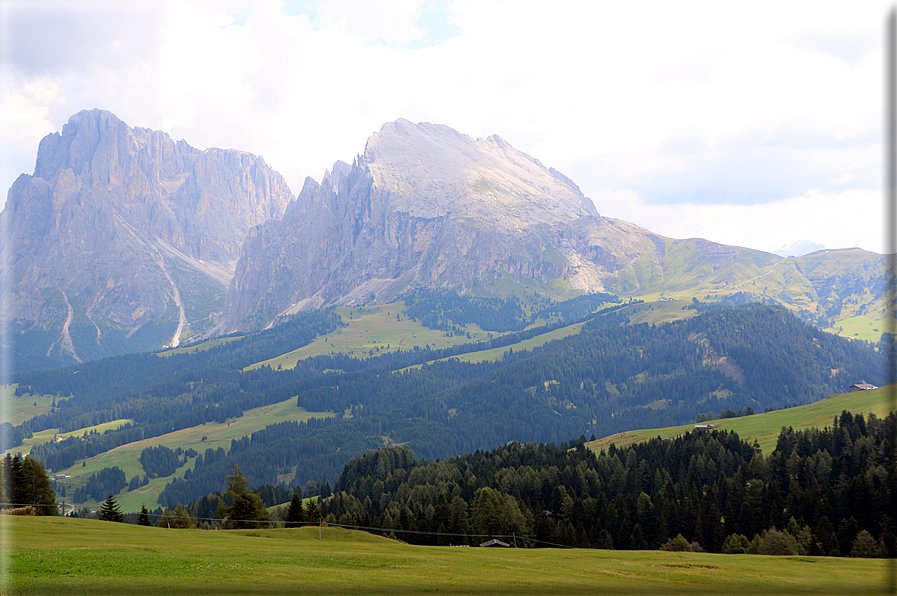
[694,423,715,431]
[850,383,878,392]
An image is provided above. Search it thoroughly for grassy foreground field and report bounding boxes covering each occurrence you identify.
[589,384,895,455]
[4,517,892,595]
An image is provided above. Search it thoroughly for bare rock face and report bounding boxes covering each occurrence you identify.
[224,119,668,330]
[3,109,293,369]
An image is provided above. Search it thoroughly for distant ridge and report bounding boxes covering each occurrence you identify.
[772,239,826,257]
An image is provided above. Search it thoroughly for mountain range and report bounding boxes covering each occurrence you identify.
[2,110,889,370]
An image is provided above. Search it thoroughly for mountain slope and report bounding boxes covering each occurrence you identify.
[2,109,293,371]
[223,119,888,336]
[589,383,894,455]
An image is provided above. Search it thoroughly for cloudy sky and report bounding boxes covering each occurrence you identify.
[0,0,889,254]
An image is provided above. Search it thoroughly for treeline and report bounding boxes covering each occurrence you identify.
[0,454,56,514]
[321,411,895,556]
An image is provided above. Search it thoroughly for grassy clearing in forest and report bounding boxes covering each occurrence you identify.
[245,303,497,371]
[156,335,244,357]
[825,314,884,343]
[3,384,70,427]
[49,398,334,512]
[5,419,132,459]
[406,322,587,368]
[4,517,891,595]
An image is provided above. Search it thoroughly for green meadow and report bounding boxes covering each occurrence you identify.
[590,384,895,455]
[404,322,587,369]
[4,516,891,595]
[4,384,69,427]
[606,300,698,326]
[245,303,498,371]
[245,299,706,373]
[10,419,133,458]
[825,313,886,344]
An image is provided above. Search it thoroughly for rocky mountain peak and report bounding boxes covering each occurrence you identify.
[4,109,294,370]
[361,119,597,227]
[223,119,651,330]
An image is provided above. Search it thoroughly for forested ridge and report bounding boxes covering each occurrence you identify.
[320,411,895,556]
[15,303,885,507]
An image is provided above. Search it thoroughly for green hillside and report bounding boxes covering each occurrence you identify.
[589,384,894,455]
[245,303,499,370]
[245,299,705,372]
[10,302,885,515]
[5,384,69,426]
[626,246,888,343]
[50,399,335,512]
[7,516,888,595]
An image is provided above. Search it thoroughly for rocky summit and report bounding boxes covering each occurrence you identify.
[225,119,677,330]
[2,109,293,369]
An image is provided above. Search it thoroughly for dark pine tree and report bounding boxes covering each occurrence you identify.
[137,504,152,526]
[99,494,124,522]
[285,492,305,526]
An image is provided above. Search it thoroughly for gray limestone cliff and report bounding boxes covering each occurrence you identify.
[224,119,669,330]
[2,109,293,369]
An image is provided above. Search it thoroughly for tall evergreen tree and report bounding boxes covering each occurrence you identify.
[99,494,124,522]
[20,458,56,515]
[305,498,321,523]
[137,504,152,526]
[285,492,305,526]
[218,464,269,529]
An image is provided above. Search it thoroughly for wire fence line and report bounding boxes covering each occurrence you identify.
[3,502,578,548]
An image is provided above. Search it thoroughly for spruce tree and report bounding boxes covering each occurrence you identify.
[20,458,56,515]
[137,504,152,526]
[285,492,305,526]
[218,464,269,529]
[99,494,124,522]
[305,498,321,523]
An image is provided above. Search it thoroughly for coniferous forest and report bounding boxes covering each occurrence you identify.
[11,303,886,508]
[0,454,57,515]
[320,411,895,557]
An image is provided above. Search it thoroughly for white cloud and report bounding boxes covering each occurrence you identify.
[595,187,883,254]
[0,0,890,254]
[0,72,63,190]
[315,0,425,46]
